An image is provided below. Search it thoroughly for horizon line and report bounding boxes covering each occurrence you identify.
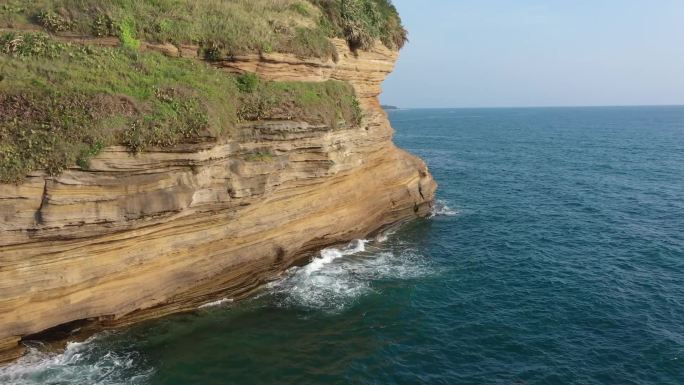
[383,103,684,110]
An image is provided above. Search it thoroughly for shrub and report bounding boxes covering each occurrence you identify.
[202,42,223,61]
[35,10,72,32]
[76,141,105,170]
[118,18,140,50]
[0,32,65,58]
[237,92,279,121]
[312,0,407,51]
[92,14,117,37]
[236,73,260,93]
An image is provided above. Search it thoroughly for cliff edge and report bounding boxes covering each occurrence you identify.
[0,1,436,361]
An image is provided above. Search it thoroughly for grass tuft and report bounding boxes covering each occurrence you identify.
[244,151,275,162]
[237,78,362,127]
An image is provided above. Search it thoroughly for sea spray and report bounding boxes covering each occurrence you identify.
[198,298,234,309]
[0,334,153,385]
[268,239,433,312]
[0,236,435,384]
[431,199,458,217]
[303,240,368,275]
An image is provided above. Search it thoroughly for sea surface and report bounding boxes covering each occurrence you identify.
[2,106,683,385]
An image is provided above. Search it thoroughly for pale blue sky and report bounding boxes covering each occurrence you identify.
[381,0,684,108]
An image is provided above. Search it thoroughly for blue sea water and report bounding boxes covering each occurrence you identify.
[2,106,683,384]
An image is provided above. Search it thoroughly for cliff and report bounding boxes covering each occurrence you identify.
[0,37,436,361]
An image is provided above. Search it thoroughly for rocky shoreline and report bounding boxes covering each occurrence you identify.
[0,39,436,362]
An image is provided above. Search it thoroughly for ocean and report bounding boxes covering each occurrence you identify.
[1,106,683,384]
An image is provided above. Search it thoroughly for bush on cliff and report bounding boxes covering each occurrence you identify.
[312,0,407,50]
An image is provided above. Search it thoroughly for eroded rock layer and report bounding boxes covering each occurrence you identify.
[0,41,436,361]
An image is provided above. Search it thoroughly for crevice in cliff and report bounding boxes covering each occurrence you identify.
[33,180,49,226]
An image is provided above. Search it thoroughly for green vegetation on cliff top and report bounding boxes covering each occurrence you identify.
[0,32,361,183]
[0,0,403,183]
[0,0,406,58]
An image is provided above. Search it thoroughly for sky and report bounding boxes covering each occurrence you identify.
[381,0,684,108]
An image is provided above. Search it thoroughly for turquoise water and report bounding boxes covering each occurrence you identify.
[2,106,683,384]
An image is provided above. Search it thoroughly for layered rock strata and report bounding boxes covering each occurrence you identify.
[0,39,436,361]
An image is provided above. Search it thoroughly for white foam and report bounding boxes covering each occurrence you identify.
[0,334,153,385]
[198,298,234,309]
[267,239,433,312]
[0,239,433,383]
[431,199,458,217]
[303,239,367,275]
[374,228,399,243]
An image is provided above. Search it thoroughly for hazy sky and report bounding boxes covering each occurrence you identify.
[381,0,684,108]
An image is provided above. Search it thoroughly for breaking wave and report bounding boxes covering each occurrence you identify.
[199,297,234,309]
[267,239,434,312]
[431,199,458,217]
[0,221,439,383]
[0,334,153,385]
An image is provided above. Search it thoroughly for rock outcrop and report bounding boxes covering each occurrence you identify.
[0,39,436,361]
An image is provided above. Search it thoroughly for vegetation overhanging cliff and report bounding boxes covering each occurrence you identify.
[0,0,435,363]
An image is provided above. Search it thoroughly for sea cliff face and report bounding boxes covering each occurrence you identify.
[0,39,436,361]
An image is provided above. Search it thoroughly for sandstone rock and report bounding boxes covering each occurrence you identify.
[0,39,436,361]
